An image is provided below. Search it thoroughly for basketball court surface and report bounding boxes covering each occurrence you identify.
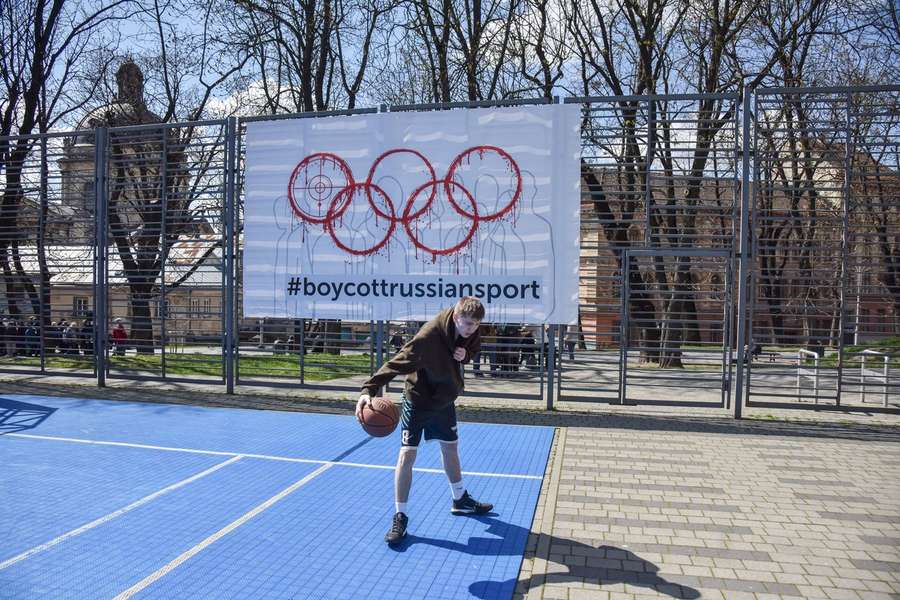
[1,395,553,599]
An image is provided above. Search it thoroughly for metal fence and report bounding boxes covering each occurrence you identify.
[745,86,900,412]
[561,92,741,408]
[1,85,897,415]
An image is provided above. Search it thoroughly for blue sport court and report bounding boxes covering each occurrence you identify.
[0,394,553,599]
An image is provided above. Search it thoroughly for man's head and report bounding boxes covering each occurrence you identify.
[452,296,484,338]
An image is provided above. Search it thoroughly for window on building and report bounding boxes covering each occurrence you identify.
[190,297,215,316]
[73,296,89,317]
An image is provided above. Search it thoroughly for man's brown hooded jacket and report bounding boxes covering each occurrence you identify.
[361,307,481,410]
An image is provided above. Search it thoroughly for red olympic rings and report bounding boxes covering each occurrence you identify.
[286,145,521,256]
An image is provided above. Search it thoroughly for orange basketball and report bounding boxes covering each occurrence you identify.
[358,396,400,437]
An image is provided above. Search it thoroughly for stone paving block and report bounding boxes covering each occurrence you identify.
[734,569,777,582]
[773,571,811,586]
[541,587,569,599]
[822,586,862,599]
[805,564,840,577]
[568,590,609,600]
[805,575,837,587]
[850,559,900,573]
[863,579,897,593]
[797,584,836,598]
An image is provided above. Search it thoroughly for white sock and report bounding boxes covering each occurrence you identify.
[450,480,465,501]
[395,502,408,515]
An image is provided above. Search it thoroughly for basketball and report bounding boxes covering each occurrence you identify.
[359,396,400,437]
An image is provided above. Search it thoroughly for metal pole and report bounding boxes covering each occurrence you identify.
[722,259,733,408]
[732,85,752,418]
[835,92,853,406]
[224,117,237,393]
[854,267,862,346]
[861,354,867,403]
[94,127,109,387]
[539,324,545,401]
[375,319,384,371]
[814,355,820,405]
[299,318,306,384]
[234,120,244,387]
[645,99,656,246]
[38,134,48,372]
[160,129,168,378]
[618,252,630,405]
[546,325,556,410]
[556,323,564,405]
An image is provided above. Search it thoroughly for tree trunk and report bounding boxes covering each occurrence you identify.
[130,283,155,354]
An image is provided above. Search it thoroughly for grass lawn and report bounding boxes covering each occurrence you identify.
[820,337,900,369]
[5,352,373,381]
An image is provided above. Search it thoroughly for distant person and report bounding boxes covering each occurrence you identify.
[564,324,580,360]
[390,330,404,353]
[471,324,492,377]
[111,319,129,356]
[25,319,39,356]
[62,321,78,355]
[48,321,62,354]
[0,320,10,357]
[519,326,537,369]
[80,315,94,356]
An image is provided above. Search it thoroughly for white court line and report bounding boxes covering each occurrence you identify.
[112,463,334,600]
[7,432,542,480]
[0,455,243,571]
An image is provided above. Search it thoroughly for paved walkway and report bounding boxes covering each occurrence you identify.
[2,377,898,599]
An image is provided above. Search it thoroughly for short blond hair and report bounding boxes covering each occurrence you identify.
[454,296,485,321]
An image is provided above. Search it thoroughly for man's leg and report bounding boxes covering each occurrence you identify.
[439,440,462,484]
[436,433,493,516]
[386,398,423,545]
[395,446,417,510]
[385,446,416,545]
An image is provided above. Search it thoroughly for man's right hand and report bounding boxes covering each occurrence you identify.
[355,394,371,421]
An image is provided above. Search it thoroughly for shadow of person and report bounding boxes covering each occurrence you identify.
[0,397,57,434]
[390,515,700,599]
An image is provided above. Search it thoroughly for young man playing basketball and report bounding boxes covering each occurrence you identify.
[356,296,493,545]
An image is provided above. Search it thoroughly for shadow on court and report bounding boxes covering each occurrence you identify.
[0,397,57,434]
[391,515,699,599]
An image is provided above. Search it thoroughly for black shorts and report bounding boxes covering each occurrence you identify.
[399,394,458,447]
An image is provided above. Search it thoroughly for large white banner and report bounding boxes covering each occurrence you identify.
[243,104,581,324]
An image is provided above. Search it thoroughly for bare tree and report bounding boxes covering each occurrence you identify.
[333,0,399,109]
[93,1,252,352]
[227,0,340,113]
[374,0,523,104]
[511,0,568,98]
[0,0,132,320]
[572,0,834,365]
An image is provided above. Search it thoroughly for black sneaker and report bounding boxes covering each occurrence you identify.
[385,512,408,544]
[451,491,493,515]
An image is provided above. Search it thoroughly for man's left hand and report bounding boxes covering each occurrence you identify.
[453,347,466,362]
